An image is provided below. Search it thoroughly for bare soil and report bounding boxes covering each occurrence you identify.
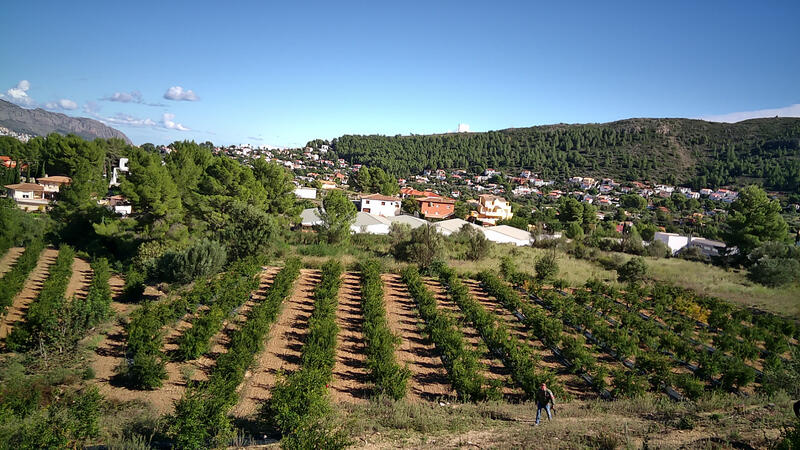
[382,273,455,401]
[422,277,522,400]
[0,248,58,340]
[330,272,371,403]
[64,257,92,300]
[462,279,595,400]
[0,247,24,277]
[231,268,319,418]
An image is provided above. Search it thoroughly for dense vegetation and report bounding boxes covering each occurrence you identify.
[324,118,800,192]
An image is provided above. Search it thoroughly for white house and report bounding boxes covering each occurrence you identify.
[654,232,690,254]
[109,157,129,187]
[36,176,72,197]
[294,187,317,200]
[360,194,401,217]
[4,182,50,211]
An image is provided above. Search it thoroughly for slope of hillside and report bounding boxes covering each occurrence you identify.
[326,118,800,192]
[0,99,130,143]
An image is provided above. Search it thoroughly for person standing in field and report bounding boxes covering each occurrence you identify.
[535,382,555,425]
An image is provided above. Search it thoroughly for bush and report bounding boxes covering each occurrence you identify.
[617,257,647,283]
[0,240,44,314]
[451,224,491,261]
[565,221,584,240]
[534,251,558,282]
[406,224,444,271]
[645,240,671,258]
[158,239,228,284]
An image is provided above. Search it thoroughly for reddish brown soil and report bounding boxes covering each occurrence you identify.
[330,272,371,403]
[0,248,57,340]
[422,277,522,400]
[462,279,596,400]
[64,257,92,300]
[382,273,455,401]
[231,268,319,418]
[0,247,24,277]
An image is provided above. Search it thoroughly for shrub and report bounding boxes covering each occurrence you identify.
[617,257,647,283]
[565,221,584,239]
[451,224,491,261]
[406,224,445,271]
[158,239,228,284]
[534,251,558,282]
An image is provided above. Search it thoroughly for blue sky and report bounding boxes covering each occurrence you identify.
[2,0,799,146]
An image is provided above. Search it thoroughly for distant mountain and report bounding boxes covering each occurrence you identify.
[0,99,130,143]
[325,118,800,192]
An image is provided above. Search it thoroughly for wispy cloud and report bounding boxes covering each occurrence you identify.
[161,113,190,131]
[164,86,199,101]
[45,99,78,110]
[700,103,800,123]
[0,80,35,106]
[101,90,165,106]
[83,101,101,114]
[101,113,157,128]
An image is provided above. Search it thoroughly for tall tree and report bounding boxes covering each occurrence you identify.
[724,185,789,259]
[319,190,356,244]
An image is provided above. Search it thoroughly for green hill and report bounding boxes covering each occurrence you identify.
[323,118,800,192]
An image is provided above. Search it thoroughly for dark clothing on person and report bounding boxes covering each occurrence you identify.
[535,387,555,405]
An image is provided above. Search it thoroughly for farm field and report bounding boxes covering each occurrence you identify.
[1,245,797,448]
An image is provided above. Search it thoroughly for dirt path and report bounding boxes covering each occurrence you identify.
[382,273,454,401]
[330,272,370,403]
[422,277,522,400]
[462,279,595,400]
[64,257,92,300]
[0,247,24,278]
[0,248,58,340]
[231,269,319,418]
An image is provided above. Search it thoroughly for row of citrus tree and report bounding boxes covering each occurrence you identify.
[7,245,74,351]
[435,263,562,399]
[401,266,491,401]
[263,260,348,449]
[168,258,301,449]
[0,240,44,317]
[175,258,262,360]
[358,260,410,400]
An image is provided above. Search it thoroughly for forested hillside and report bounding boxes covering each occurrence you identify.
[325,118,800,192]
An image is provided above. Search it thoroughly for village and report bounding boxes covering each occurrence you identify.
[1,140,752,257]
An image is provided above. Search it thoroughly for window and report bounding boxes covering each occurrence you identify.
[381,201,386,205]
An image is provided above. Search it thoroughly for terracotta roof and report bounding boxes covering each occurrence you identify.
[361,193,401,202]
[37,176,72,184]
[416,196,456,204]
[4,183,44,191]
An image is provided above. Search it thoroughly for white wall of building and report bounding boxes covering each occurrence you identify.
[360,198,400,217]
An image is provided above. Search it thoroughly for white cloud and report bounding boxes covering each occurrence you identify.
[161,113,190,131]
[700,103,800,123]
[45,98,78,110]
[164,86,199,101]
[1,79,35,106]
